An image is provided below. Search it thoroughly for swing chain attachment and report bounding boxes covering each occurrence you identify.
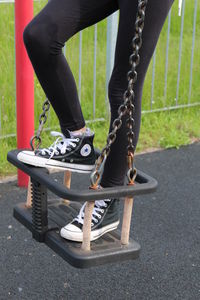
[90,0,148,188]
[30,98,50,151]
[125,0,148,184]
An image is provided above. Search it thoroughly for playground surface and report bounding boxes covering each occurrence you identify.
[0,143,200,300]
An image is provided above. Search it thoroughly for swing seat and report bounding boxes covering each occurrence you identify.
[7,149,157,268]
[14,201,141,268]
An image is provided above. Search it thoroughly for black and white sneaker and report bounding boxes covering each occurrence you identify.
[60,199,120,242]
[17,129,96,173]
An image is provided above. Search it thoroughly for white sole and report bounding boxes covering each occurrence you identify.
[60,221,120,242]
[17,151,95,174]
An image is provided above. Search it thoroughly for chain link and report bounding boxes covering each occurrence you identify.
[90,0,148,188]
[30,98,50,151]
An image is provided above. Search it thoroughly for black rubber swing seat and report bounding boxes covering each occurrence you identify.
[7,149,157,268]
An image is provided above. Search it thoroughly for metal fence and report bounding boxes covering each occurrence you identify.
[146,0,200,114]
[0,0,200,140]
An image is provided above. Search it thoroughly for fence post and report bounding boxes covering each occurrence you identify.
[15,0,34,187]
[105,12,119,111]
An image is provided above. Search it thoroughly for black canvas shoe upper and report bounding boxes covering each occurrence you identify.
[72,199,120,230]
[35,130,96,166]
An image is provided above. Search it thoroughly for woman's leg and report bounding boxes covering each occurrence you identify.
[18,0,119,172]
[101,0,174,188]
[23,0,118,134]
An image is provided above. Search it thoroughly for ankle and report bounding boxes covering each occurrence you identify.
[71,127,86,136]
[71,127,94,138]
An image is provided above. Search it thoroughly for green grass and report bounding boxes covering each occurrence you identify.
[0,0,200,177]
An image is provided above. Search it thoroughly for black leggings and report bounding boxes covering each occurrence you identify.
[23,0,174,187]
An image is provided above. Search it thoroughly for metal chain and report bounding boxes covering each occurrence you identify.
[30,98,50,151]
[90,0,148,188]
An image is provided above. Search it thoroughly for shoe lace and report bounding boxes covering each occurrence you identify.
[74,199,111,226]
[39,131,79,159]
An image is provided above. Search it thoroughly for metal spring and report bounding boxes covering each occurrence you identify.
[31,182,43,232]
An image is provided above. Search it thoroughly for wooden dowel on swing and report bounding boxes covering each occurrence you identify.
[63,171,71,204]
[26,177,32,208]
[81,201,95,251]
[64,170,71,189]
[121,197,134,245]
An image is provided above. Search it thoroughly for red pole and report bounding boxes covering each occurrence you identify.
[15,0,34,187]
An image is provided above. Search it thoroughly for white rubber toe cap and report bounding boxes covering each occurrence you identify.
[17,150,35,159]
[60,223,83,242]
[17,150,47,168]
[62,223,82,233]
